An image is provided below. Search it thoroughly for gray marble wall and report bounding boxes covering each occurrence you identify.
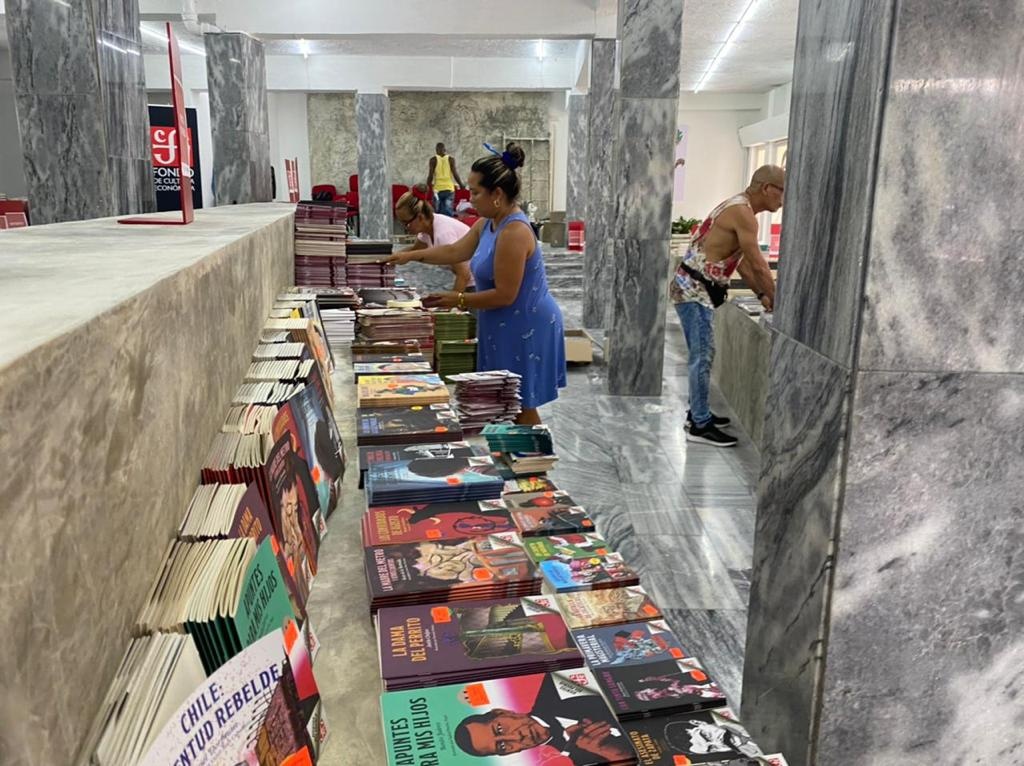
[355,92,392,239]
[605,0,682,396]
[742,2,1024,764]
[565,93,589,221]
[4,0,154,223]
[0,205,294,766]
[308,92,357,189]
[205,33,272,205]
[581,39,618,328]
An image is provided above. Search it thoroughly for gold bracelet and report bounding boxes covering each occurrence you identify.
[457,292,466,310]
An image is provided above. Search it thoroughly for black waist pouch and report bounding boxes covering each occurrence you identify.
[679,262,728,308]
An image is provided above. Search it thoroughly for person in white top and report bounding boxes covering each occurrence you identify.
[395,190,475,292]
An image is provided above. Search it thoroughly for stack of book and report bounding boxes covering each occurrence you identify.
[375,595,584,690]
[353,358,433,380]
[448,370,523,433]
[356,308,435,351]
[482,489,597,536]
[432,309,477,379]
[358,287,420,306]
[363,532,542,614]
[346,240,396,287]
[357,440,483,490]
[361,495,515,546]
[294,200,348,286]
[356,373,451,408]
[482,423,554,453]
[356,404,462,447]
[365,453,505,506]
[351,338,422,356]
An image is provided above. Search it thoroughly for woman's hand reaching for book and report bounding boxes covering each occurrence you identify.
[423,292,459,309]
[383,251,418,266]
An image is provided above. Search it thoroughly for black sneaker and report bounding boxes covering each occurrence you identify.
[685,410,731,430]
[686,422,738,447]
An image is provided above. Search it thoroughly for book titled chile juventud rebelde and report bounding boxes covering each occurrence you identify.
[381,668,638,766]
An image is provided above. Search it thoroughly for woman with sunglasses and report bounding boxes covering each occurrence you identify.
[395,191,474,293]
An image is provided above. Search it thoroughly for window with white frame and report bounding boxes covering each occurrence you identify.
[746,138,787,246]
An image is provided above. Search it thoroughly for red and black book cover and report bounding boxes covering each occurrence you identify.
[571,620,690,669]
[266,433,321,607]
[363,501,518,546]
[622,708,769,765]
[593,658,727,720]
[357,405,462,446]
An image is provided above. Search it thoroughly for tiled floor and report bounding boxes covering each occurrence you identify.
[308,295,761,763]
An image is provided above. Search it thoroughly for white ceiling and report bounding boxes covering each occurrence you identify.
[5,0,799,94]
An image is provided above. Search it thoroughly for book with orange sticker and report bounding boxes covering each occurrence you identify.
[556,586,663,630]
[622,707,788,766]
[357,373,450,408]
[362,500,517,546]
[366,454,504,506]
[363,532,542,613]
[593,658,727,720]
[484,490,596,536]
[571,620,691,669]
[381,668,638,765]
[375,595,582,690]
[523,532,612,563]
[356,404,462,447]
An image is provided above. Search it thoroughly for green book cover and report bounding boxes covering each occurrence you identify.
[381,669,634,765]
[525,534,611,564]
[235,538,296,650]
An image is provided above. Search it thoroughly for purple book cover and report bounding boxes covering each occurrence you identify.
[377,596,581,682]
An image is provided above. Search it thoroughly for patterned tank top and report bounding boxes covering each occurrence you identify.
[670,193,752,307]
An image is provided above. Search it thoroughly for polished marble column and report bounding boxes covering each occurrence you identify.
[355,92,392,240]
[565,93,589,221]
[606,0,682,395]
[581,39,618,328]
[742,2,1024,764]
[4,0,154,223]
[205,33,272,205]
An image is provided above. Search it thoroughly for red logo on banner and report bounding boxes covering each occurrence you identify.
[150,127,195,167]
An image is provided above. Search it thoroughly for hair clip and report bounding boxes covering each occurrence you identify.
[481,142,518,170]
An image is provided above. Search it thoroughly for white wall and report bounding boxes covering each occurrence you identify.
[267,91,311,202]
[0,51,27,198]
[549,92,569,212]
[673,94,765,220]
[738,82,792,147]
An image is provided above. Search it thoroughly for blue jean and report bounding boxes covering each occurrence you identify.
[675,301,715,427]
[435,191,455,217]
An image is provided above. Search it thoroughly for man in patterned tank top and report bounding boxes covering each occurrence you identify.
[671,165,783,447]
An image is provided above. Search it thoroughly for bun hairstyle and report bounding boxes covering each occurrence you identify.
[395,190,433,220]
[472,142,526,201]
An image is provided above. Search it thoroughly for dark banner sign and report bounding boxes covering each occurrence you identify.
[148,105,203,212]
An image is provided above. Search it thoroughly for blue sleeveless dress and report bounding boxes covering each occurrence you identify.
[470,212,567,409]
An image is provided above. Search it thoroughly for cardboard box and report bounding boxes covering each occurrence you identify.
[539,221,567,247]
[564,329,594,364]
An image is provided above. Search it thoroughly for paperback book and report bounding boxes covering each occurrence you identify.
[539,552,641,593]
[525,533,611,563]
[593,658,727,720]
[376,595,582,690]
[380,668,638,765]
[363,532,542,612]
[356,404,462,447]
[357,373,450,408]
[571,620,690,668]
[365,454,504,506]
[358,440,486,488]
[556,586,664,630]
[362,500,518,546]
[623,708,781,766]
[503,475,559,495]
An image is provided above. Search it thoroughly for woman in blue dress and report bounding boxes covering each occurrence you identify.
[387,144,566,424]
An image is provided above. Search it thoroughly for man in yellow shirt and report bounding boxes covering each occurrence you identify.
[426,142,464,217]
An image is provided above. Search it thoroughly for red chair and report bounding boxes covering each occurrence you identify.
[311,184,338,201]
[454,188,471,207]
[348,174,359,194]
[342,190,360,236]
[411,184,433,203]
[392,184,410,210]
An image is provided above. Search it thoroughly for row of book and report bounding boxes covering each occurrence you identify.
[293,200,397,288]
[82,292,348,765]
[340,370,787,765]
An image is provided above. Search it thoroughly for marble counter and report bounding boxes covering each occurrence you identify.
[0,204,294,766]
[711,302,771,448]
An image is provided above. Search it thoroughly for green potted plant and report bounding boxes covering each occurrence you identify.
[671,216,701,235]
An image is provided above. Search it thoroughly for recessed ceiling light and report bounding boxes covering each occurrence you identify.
[299,38,311,59]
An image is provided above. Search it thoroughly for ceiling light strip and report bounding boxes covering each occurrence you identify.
[693,0,759,93]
